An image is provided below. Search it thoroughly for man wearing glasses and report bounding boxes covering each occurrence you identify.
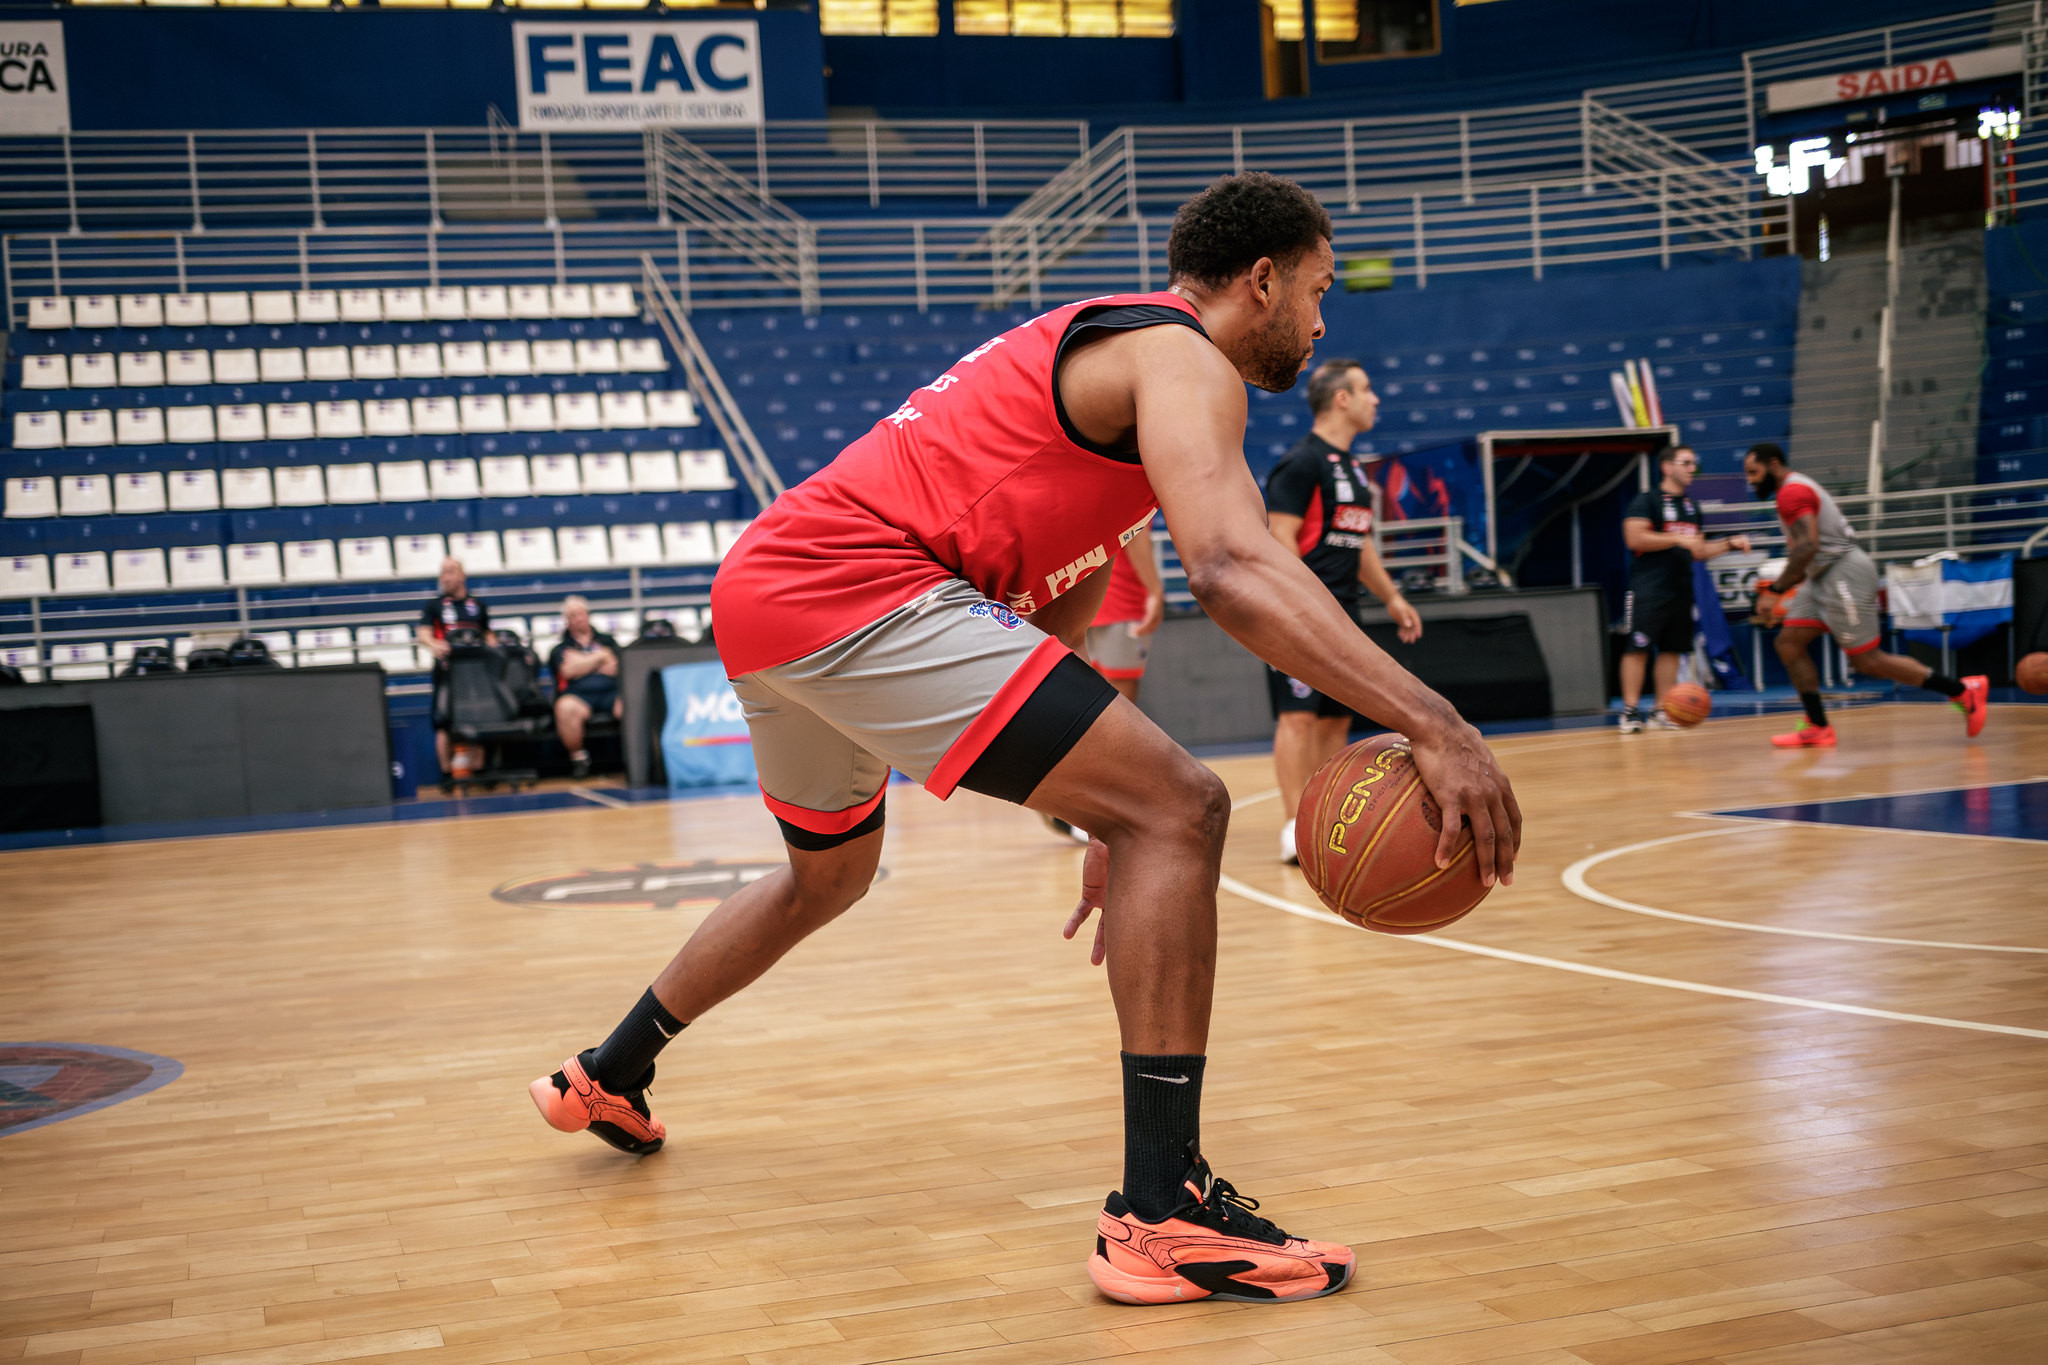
[1617,445,1749,732]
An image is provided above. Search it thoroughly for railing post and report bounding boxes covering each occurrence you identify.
[61,131,79,235]
[1580,94,1593,193]
[1659,169,1669,268]
[1458,114,1472,204]
[2,236,11,328]
[1412,192,1426,289]
[755,124,770,203]
[1136,217,1150,293]
[973,122,988,208]
[426,228,438,289]
[1943,491,1955,550]
[173,232,186,293]
[1231,125,1244,177]
[913,220,928,313]
[540,131,559,228]
[866,122,880,209]
[1027,220,1041,311]
[645,127,667,225]
[553,225,566,285]
[1530,184,1542,280]
[186,132,203,233]
[675,225,691,313]
[298,231,310,291]
[1343,120,1358,211]
[799,222,819,314]
[426,128,443,229]
[1122,127,1139,220]
[49,236,59,297]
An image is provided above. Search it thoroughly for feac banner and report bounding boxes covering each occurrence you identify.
[1765,46,2023,113]
[0,23,69,134]
[515,21,763,131]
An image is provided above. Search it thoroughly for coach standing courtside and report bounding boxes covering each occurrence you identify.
[1616,445,1749,732]
[417,557,489,784]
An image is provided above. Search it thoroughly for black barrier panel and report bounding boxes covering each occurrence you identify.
[0,705,101,833]
[1361,615,1554,722]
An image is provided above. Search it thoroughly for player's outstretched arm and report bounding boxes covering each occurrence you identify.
[1128,329,1521,883]
[1773,514,1819,591]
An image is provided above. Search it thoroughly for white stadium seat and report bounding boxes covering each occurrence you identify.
[579,452,630,493]
[118,352,166,387]
[223,467,275,509]
[295,626,356,666]
[259,348,305,384]
[426,286,466,321]
[119,294,164,328]
[251,292,296,325]
[254,631,296,666]
[662,521,718,564]
[5,477,58,518]
[74,296,118,329]
[714,520,751,559]
[509,284,551,319]
[112,548,169,592]
[485,340,532,376]
[378,461,431,503]
[575,338,622,373]
[53,551,111,595]
[167,350,212,385]
[227,543,284,586]
[480,455,532,496]
[206,292,253,327]
[325,463,378,504]
[306,346,351,381]
[49,642,112,680]
[531,453,581,493]
[217,404,266,441]
[65,409,113,447]
[593,283,636,318]
[167,405,217,443]
[619,337,668,373]
[60,475,114,517]
[557,525,610,569]
[22,354,67,389]
[397,343,442,379]
[1,556,53,600]
[459,393,509,434]
[449,530,503,574]
[116,408,166,445]
[465,285,510,320]
[266,402,316,441]
[284,541,339,585]
[555,391,600,430]
[393,534,447,578]
[340,289,382,323]
[114,471,167,515]
[28,297,72,330]
[14,411,63,448]
[551,283,594,319]
[167,469,221,511]
[164,294,207,327]
[506,392,555,432]
[532,339,575,375]
[70,352,114,387]
[315,400,364,439]
[600,390,650,429]
[381,288,426,323]
[442,341,487,377]
[295,290,341,325]
[609,523,662,566]
[680,449,736,490]
[429,459,481,500]
[412,395,461,435]
[168,544,226,589]
[649,390,698,426]
[365,399,414,437]
[214,349,259,384]
[274,465,327,507]
[629,451,680,492]
[351,345,398,381]
[503,526,558,570]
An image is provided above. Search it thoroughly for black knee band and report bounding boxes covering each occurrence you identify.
[776,795,886,851]
[957,652,1119,805]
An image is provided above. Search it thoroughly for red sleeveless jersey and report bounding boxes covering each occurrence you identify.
[712,292,1206,676]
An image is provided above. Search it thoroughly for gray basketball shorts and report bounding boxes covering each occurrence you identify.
[1785,548,1881,655]
[728,578,1119,850]
[1084,621,1152,681]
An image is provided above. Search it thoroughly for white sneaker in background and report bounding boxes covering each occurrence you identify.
[1645,711,1680,731]
[1280,822,1298,865]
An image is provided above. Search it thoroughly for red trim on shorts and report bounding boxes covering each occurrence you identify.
[926,636,1070,800]
[759,783,887,836]
[1843,636,1881,656]
[1781,618,1825,629]
[1093,665,1146,680]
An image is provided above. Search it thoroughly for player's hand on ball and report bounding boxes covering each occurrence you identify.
[1407,722,1521,888]
[1751,584,1784,626]
[1061,835,1109,966]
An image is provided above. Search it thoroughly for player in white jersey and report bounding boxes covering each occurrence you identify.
[1742,443,1987,747]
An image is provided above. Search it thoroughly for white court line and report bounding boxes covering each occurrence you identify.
[1563,826,2048,954]
[1215,872,2048,1041]
[572,788,632,810]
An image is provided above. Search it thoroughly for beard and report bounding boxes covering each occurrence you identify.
[1237,299,1316,393]
[1750,469,1781,499]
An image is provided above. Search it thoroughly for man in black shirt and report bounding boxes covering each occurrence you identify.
[1264,359,1422,863]
[1618,445,1748,732]
[417,556,489,779]
[548,595,624,779]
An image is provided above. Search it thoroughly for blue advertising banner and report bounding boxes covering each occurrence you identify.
[660,660,756,791]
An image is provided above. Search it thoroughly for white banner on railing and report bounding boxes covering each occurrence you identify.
[1764,45,2023,113]
[514,21,763,131]
[0,23,68,135]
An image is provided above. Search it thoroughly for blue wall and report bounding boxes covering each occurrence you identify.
[58,10,826,129]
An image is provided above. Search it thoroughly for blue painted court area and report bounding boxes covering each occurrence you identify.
[1710,780,2048,843]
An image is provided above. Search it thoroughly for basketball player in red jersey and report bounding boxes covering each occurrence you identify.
[532,173,1521,1307]
[1046,542,1165,843]
[1744,442,1987,746]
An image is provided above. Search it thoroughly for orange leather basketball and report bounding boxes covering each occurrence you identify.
[1663,682,1712,726]
[1293,734,1490,935]
[2018,652,2048,696]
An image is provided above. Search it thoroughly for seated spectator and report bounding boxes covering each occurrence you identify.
[548,596,623,779]
[417,557,489,781]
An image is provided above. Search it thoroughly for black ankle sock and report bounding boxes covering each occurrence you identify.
[1121,1052,1206,1221]
[590,988,685,1093]
[1923,672,1965,699]
[1800,691,1829,728]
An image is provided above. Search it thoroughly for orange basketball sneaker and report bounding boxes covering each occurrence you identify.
[530,1051,666,1155]
[1770,721,1837,748]
[1088,1147,1354,1304]
[1957,675,1989,738]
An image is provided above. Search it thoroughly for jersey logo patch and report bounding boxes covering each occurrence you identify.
[969,601,1024,630]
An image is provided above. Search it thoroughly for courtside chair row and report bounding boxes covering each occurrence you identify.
[11,391,700,446]
[17,339,671,388]
[25,284,641,332]
[0,518,750,598]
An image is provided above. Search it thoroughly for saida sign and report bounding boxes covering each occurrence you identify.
[0,23,69,134]
[515,21,763,131]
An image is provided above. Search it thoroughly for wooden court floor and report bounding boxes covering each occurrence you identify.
[4,702,2047,1365]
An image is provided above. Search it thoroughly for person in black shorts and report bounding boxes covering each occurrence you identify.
[1263,358,1422,862]
[1618,445,1749,732]
[548,595,624,779]
[417,557,489,779]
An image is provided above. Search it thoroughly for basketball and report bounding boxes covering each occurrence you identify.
[1293,734,1491,935]
[2020,652,2048,695]
[1663,682,1712,726]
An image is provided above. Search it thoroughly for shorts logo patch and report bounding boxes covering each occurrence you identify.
[969,600,1024,630]
[1289,677,1313,699]
[1630,631,1651,650]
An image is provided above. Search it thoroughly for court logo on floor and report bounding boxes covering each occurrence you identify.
[493,859,887,910]
[0,1043,184,1138]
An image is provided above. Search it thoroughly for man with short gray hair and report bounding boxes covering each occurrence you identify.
[548,595,623,779]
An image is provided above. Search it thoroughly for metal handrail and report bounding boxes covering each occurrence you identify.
[639,251,784,507]
[1699,475,2048,565]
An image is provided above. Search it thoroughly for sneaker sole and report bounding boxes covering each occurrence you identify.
[529,1069,666,1156]
[1087,1248,1353,1305]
